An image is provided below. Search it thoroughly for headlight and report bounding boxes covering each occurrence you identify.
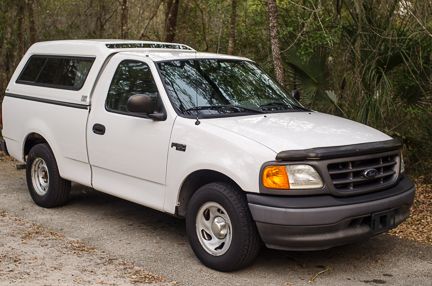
[262,164,323,190]
[286,165,324,189]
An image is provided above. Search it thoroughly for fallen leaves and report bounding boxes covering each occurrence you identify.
[0,210,170,285]
[0,151,13,161]
[126,265,166,284]
[67,239,97,254]
[390,178,432,244]
[21,223,65,242]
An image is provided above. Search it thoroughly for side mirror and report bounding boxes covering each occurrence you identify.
[127,94,156,114]
[127,94,166,121]
[292,90,301,101]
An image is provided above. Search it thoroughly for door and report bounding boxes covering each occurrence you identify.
[87,54,175,211]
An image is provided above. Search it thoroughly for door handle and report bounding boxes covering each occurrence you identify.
[92,123,106,135]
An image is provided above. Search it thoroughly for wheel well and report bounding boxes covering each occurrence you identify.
[24,133,48,160]
[176,170,240,217]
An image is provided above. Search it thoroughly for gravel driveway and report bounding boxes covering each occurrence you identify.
[0,158,431,286]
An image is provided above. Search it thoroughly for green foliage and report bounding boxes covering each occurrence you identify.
[0,0,431,176]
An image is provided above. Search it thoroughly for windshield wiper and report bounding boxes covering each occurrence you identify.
[185,105,264,115]
[259,102,308,111]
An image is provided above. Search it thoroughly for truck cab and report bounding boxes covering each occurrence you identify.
[1,40,415,271]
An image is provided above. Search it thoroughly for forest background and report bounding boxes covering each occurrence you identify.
[0,0,431,177]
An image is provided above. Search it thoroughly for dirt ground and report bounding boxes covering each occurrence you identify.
[0,152,431,286]
[0,209,174,286]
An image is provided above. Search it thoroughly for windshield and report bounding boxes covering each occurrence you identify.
[157,59,306,117]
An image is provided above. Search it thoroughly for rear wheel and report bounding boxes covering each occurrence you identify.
[26,143,71,208]
[186,182,261,271]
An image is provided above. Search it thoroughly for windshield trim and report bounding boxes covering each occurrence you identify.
[155,58,307,119]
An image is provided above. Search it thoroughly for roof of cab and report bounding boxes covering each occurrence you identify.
[27,39,249,62]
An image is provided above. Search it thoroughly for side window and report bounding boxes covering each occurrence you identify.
[106,60,160,114]
[37,58,93,89]
[17,55,94,90]
[18,57,46,82]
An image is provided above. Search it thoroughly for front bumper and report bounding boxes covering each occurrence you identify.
[247,176,415,251]
[0,138,8,155]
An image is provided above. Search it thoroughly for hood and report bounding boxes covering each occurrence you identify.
[204,112,391,153]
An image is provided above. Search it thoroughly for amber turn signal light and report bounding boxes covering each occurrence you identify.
[262,165,290,189]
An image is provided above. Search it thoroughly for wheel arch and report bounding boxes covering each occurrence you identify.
[23,132,50,160]
[176,169,242,217]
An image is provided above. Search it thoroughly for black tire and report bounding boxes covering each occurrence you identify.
[26,143,71,208]
[186,182,261,272]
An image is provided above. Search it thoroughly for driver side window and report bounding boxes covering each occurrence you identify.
[106,60,161,114]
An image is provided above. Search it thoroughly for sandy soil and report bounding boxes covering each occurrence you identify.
[0,152,431,286]
[0,209,174,286]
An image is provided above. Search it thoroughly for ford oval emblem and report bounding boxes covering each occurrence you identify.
[363,168,378,179]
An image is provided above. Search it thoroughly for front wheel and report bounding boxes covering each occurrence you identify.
[26,143,71,208]
[186,182,261,271]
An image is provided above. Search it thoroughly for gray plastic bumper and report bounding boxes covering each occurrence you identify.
[247,176,415,251]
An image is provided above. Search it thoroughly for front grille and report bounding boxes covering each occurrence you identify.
[327,152,400,193]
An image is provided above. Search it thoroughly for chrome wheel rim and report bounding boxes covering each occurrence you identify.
[196,202,232,256]
[31,158,49,196]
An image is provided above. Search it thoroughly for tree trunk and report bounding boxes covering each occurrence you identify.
[16,0,25,57]
[139,1,163,40]
[266,0,284,85]
[0,21,13,108]
[165,0,180,42]
[26,0,37,43]
[120,0,128,38]
[96,0,106,38]
[227,0,237,55]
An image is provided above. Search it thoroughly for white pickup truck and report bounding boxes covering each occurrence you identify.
[1,40,415,271]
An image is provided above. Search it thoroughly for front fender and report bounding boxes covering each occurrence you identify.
[164,117,276,213]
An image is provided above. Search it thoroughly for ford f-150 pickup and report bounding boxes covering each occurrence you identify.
[1,40,415,271]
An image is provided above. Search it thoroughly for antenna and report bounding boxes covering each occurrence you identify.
[194,89,201,125]
[194,60,201,126]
